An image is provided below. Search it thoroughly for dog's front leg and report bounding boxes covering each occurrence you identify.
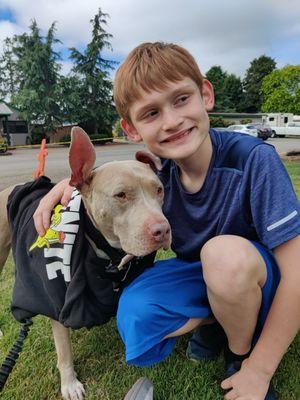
[51,319,85,400]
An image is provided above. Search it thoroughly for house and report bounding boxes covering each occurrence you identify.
[0,101,29,145]
[48,123,77,143]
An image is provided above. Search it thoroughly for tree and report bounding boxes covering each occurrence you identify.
[10,20,62,136]
[206,66,244,112]
[206,66,228,111]
[242,55,276,112]
[68,8,117,137]
[223,74,244,112]
[261,66,300,114]
[0,37,19,100]
[57,75,83,123]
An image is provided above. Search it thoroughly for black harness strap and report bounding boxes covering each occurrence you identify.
[83,212,127,266]
[0,318,33,392]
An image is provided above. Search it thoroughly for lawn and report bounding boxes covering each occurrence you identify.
[0,161,299,400]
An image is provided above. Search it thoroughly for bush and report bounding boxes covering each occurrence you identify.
[240,118,252,124]
[30,130,50,144]
[209,117,235,128]
[59,134,71,144]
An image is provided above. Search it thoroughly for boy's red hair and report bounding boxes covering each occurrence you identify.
[113,42,204,122]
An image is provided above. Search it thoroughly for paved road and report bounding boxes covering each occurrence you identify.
[267,137,300,154]
[0,138,299,191]
[0,142,145,190]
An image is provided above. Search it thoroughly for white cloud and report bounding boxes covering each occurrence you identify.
[59,60,73,76]
[0,0,299,77]
[0,19,23,44]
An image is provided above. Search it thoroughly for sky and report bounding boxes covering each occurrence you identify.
[0,0,299,79]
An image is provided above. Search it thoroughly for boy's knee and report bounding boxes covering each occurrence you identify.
[200,235,266,299]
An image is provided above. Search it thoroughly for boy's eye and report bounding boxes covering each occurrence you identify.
[144,110,158,119]
[176,95,189,105]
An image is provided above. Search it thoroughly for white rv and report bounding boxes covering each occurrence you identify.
[262,113,300,137]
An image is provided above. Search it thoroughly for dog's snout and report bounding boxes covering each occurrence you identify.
[148,221,170,242]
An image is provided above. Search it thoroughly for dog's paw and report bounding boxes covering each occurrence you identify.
[61,378,85,400]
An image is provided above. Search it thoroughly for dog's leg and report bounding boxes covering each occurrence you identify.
[51,319,85,400]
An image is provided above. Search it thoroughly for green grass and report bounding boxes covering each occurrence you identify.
[284,160,300,197]
[0,162,299,399]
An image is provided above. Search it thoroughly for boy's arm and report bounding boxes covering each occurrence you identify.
[33,178,74,236]
[222,234,300,399]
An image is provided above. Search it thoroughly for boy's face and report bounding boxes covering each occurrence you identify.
[121,77,214,161]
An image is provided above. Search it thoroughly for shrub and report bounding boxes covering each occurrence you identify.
[209,117,235,128]
[240,118,252,124]
[30,130,49,144]
[59,134,71,144]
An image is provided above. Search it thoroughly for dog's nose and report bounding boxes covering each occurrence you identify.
[148,221,170,242]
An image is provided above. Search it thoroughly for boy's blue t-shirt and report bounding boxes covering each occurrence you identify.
[158,129,300,262]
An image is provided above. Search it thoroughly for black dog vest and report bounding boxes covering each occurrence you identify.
[7,177,155,329]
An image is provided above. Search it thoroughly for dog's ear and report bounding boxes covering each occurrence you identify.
[69,127,96,190]
[135,151,162,173]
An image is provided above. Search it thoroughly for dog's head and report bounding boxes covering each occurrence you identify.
[69,127,171,256]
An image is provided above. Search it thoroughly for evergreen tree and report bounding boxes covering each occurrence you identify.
[57,75,83,123]
[11,20,62,135]
[223,74,244,112]
[68,8,117,137]
[206,66,244,112]
[206,65,228,112]
[0,37,19,100]
[242,55,276,112]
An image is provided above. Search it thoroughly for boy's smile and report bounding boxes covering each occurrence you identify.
[160,127,193,144]
[121,77,214,165]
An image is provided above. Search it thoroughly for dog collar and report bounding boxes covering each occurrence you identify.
[83,212,134,269]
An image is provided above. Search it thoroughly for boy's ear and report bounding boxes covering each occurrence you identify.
[202,79,215,111]
[121,119,142,142]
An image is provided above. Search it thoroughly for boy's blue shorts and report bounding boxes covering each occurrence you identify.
[117,241,281,367]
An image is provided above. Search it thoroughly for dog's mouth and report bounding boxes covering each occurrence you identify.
[121,236,171,257]
[116,253,135,270]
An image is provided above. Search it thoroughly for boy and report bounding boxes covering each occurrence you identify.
[34,42,300,400]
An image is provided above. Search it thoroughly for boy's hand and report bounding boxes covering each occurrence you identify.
[221,359,271,400]
[33,178,74,236]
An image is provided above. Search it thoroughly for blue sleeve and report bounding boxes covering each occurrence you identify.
[243,145,300,249]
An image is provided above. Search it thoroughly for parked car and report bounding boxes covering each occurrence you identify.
[227,124,258,137]
[227,124,271,140]
[248,124,273,140]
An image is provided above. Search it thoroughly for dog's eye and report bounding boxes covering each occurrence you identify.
[157,186,163,195]
[114,191,126,200]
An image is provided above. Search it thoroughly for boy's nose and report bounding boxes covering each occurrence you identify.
[162,110,184,131]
